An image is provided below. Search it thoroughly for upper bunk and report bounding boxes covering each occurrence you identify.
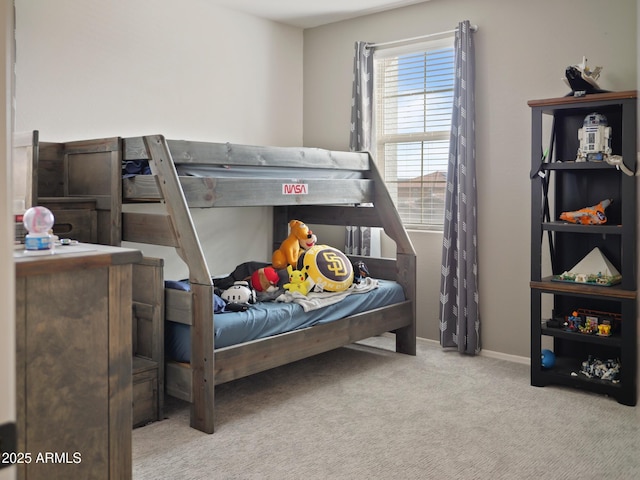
[37,134,415,259]
[122,137,373,207]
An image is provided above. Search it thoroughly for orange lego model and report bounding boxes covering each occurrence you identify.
[559,199,612,225]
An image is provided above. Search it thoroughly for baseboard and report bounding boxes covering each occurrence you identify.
[416,336,530,365]
[479,348,530,365]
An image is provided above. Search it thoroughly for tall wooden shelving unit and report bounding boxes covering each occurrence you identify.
[529,91,637,405]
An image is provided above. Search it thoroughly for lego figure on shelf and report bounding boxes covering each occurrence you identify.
[563,56,606,96]
[574,111,635,175]
[597,323,612,337]
[564,311,582,332]
[576,113,611,162]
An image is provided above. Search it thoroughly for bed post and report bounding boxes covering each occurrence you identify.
[395,253,416,355]
[367,155,417,355]
[143,135,215,433]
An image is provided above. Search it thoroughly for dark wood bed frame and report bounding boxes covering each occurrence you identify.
[36,134,417,434]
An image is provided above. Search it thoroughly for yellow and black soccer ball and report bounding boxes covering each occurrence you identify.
[298,244,354,292]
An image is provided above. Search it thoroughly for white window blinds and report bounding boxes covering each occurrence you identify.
[374,38,455,229]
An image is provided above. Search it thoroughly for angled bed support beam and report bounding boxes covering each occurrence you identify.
[143,135,215,433]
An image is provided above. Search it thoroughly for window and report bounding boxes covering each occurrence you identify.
[374,38,455,230]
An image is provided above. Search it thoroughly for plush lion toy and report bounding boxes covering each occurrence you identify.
[272,220,317,269]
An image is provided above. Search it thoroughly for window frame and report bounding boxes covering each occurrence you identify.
[373,36,455,231]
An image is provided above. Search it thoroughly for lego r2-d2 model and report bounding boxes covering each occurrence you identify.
[576,112,611,162]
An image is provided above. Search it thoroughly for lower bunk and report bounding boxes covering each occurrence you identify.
[134,251,416,433]
[166,302,414,401]
[162,276,414,402]
[134,261,415,433]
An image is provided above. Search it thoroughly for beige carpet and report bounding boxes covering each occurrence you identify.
[133,337,640,479]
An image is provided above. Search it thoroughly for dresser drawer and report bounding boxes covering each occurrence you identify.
[133,357,159,428]
[39,196,97,243]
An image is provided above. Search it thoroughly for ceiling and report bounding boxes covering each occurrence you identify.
[210,0,431,29]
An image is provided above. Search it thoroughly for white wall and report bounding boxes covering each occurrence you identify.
[303,0,637,356]
[1,0,15,477]
[15,0,302,146]
[14,0,304,279]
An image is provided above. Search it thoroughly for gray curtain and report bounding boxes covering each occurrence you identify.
[439,20,480,354]
[349,41,373,153]
[348,41,374,255]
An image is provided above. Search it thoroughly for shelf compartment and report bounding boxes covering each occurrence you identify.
[541,323,622,347]
[541,161,618,171]
[534,356,623,391]
[528,90,638,113]
[531,277,636,299]
[542,222,622,234]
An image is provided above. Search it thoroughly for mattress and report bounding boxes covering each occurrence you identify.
[122,160,364,179]
[165,279,405,362]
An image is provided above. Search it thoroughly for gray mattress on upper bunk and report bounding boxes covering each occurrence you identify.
[120,138,375,207]
[123,160,365,179]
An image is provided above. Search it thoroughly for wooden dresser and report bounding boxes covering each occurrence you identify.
[14,244,142,480]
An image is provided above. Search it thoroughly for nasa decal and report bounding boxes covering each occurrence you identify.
[282,183,308,195]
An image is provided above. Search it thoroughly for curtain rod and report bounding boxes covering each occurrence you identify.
[367,24,478,50]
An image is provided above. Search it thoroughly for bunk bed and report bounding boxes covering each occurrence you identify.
[37,134,417,434]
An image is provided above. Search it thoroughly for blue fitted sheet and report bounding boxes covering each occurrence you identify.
[165,279,405,362]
